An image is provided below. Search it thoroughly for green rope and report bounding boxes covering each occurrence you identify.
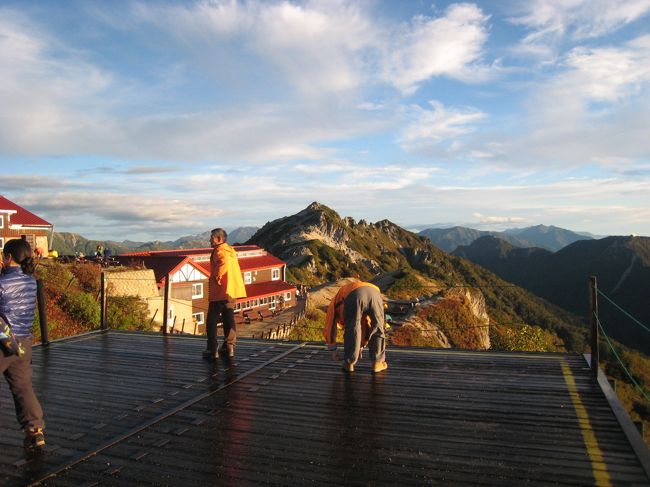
[597,314,650,402]
[597,288,650,334]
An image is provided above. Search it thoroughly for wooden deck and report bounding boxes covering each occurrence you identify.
[1,331,648,486]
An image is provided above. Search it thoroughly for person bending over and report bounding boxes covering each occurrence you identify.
[324,280,388,373]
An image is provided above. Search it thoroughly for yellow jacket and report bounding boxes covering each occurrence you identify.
[324,281,380,347]
[209,243,247,302]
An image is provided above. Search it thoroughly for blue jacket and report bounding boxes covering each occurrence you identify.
[0,267,37,337]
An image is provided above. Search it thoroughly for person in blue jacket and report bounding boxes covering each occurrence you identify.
[0,238,45,450]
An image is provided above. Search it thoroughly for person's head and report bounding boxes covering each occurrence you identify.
[210,228,228,247]
[2,238,36,275]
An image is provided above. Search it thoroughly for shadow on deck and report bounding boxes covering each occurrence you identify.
[1,331,649,486]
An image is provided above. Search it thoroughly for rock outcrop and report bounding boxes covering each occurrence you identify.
[248,202,453,283]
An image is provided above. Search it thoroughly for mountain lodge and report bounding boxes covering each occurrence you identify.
[0,195,53,254]
[115,245,297,332]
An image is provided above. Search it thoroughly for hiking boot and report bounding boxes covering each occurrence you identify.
[341,361,355,373]
[24,427,45,450]
[373,361,388,373]
[220,343,235,358]
[202,348,219,362]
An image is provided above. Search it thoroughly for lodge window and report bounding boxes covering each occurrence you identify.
[192,312,205,325]
[0,215,3,228]
[285,292,291,300]
[0,237,3,250]
[244,272,252,284]
[272,268,280,280]
[191,283,203,299]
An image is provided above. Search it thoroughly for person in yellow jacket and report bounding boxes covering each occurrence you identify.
[204,228,246,361]
[324,280,388,373]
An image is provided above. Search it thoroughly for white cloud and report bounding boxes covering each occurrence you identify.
[472,213,531,226]
[560,35,650,103]
[381,3,491,93]
[135,1,493,96]
[134,0,375,96]
[0,10,113,154]
[398,100,487,153]
[18,190,222,240]
[471,35,650,169]
[510,0,650,41]
[0,2,498,163]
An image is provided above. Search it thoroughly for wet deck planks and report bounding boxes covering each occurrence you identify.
[1,331,648,486]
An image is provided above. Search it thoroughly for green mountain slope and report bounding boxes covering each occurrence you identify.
[419,226,537,252]
[453,235,650,354]
[247,202,587,351]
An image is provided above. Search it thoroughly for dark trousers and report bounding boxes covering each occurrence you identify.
[206,300,237,353]
[0,337,44,430]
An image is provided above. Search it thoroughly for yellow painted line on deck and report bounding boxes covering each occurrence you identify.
[561,360,612,487]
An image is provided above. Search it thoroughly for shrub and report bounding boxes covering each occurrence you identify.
[418,298,486,349]
[490,324,563,352]
[106,296,152,331]
[386,271,426,300]
[391,324,445,348]
[70,263,101,294]
[60,291,101,327]
[288,308,329,342]
[37,262,75,294]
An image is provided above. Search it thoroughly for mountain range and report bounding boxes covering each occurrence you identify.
[52,226,258,256]
[52,203,648,355]
[247,202,586,351]
[453,235,650,354]
[53,220,593,257]
[418,224,593,252]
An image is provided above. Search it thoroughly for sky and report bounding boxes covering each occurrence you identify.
[1,0,649,241]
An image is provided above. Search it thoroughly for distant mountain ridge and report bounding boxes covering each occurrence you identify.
[453,235,650,354]
[248,202,585,351]
[419,224,593,252]
[52,226,258,256]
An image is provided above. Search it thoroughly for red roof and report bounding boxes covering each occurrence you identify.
[119,248,212,258]
[0,195,52,227]
[196,254,285,274]
[238,254,285,271]
[241,280,296,299]
[119,245,263,258]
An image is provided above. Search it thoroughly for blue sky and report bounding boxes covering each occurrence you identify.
[1,0,649,241]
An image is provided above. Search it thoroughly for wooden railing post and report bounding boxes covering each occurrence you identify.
[590,276,599,379]
[100,272,107,330]
[162,274,171,335]
[36,279,49,346]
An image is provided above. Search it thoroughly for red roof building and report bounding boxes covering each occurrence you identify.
[0,195,53,254]
[116,245,296,332]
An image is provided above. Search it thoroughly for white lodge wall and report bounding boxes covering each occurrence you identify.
[172,263,206,283]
